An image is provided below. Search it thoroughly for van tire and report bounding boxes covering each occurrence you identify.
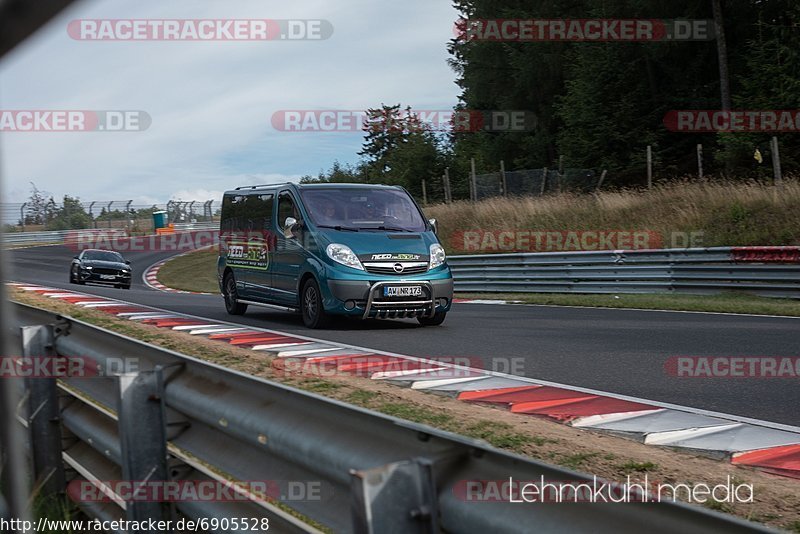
[418,311,447,326]
[301,278,330,329]
[223,273,248,315]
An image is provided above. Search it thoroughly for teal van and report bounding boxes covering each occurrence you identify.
[217,183,453,328]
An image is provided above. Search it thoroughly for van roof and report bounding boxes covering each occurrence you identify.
[224,182,402,195]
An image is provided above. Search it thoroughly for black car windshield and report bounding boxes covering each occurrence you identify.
[300,188,427,232]
[83,251,124,262]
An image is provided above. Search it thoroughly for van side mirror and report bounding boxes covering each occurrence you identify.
[283,217,298,238]
[428,218,438,235]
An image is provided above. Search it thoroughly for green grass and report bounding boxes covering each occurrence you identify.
[458,292,800,316]
[156,248,219,293]
[618,461,659,473]
[426,179,800,254]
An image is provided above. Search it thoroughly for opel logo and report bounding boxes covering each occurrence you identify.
[393,263,404,273]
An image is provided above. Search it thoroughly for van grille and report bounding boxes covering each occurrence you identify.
[364,262,428,276]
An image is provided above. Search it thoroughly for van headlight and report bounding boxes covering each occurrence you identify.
[326,243,364,270]
[429,243,446,269]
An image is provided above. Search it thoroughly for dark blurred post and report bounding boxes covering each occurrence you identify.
[1,0,81,528]
[697,144,704,180]
[470,158,477,202]
[500,160,507,196]
[647,146,653,189]
[711,0,732,111]
[771,137,783,186]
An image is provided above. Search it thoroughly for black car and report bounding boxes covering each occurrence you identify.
[70,249,132,289]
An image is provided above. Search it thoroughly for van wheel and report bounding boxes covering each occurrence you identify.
[301,278,330,329]
[418,311,447,326]
[223,273,248,315]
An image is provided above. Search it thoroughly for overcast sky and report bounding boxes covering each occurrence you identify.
[0,0,460,205]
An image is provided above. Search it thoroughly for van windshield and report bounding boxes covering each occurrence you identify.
[300,188,427,232]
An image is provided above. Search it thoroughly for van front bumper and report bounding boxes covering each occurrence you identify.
[326,277,453,318]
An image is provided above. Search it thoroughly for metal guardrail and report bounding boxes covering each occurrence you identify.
[448,247,800,299]
[9,302,767,533]
[2,229,127,245]
[2,224,217,246]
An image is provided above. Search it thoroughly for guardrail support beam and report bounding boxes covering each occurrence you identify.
[350,458,438,534]
[117,369,171,526]
[21,325,66,498]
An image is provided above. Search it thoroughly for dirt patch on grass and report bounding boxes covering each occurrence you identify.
[10,286,800,531]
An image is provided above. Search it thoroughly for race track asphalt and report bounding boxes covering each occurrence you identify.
[6,244,800,426]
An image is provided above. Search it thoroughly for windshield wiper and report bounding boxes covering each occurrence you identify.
[359,226,414,232]
[317,224,359,232]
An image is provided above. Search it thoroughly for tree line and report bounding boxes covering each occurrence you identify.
[303,0,799,201]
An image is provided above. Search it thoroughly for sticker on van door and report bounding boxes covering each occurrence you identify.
[225,240,270,270]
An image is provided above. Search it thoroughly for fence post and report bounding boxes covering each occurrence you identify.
[20,202,27,231]
[21,325,65,498]
[421,179,427,205]
[470,158,477,202]
[697,144,704,180]
[107,201,114,229]
[771,136,783,186]
[558,156,564,193]
[646,145,653,189]
[443,168,452,204]
[500,160,507,196]
[117,368,171,523]
[88,201,96,229]
[540,168,548,195]
[596,170,608,192]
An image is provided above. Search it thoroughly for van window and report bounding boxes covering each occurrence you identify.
[277,191,301,228]
[221,193,273,233]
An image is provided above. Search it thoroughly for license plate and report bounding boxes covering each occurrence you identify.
[100,274,115,280]
[383,286,422,298]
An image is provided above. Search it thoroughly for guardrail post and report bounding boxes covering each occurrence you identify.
[117,368,171,525]
[21,325,66,498]
[350,458,438,534]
